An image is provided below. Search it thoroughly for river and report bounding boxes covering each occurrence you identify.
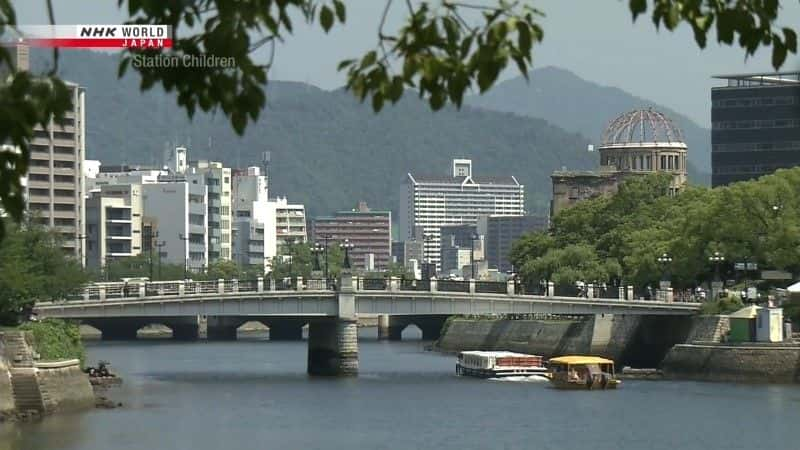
[2,329,800,450]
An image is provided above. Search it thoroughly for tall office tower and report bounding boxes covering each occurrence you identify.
[232,167,277,273]
[313,202,392,271]
[400,159,524,271]
[711,72,800,186]
[85,184,143,270]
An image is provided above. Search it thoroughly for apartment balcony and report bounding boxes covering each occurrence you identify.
[52,151,77,162]
[106,235,133,240]
[27,194,51,203]
[53,181,76,190]
[52,138,75,148]
[105,217,132,224]
[52,167,76,176]
[52,210,77,219]
[53,225,76,233]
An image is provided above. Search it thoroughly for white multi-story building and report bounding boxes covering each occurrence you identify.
[26,80,87,263]
[274,197,307,247]
[232,167,277,272]
[85,184,143,270]
[399,159,524,270]
[190,161,233,262]
[141,181,208,272]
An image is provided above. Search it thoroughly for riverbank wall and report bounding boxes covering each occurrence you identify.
[436,315,720,368]
[662,344,800,383]
[0,331,94,417]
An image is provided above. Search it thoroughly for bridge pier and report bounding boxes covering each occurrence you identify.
[268,320,305,341]
[307,318,358,376]
[205,316,240,341]
[415,316,448,341]
[101,324,139,341]
[171,323,200,341]
[378,315,404,341]
[88,319,140,341]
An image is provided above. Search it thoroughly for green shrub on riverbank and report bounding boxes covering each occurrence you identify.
[19,319,85,366]
[700,297,745,315]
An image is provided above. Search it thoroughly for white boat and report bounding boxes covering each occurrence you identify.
[456,351,549,378]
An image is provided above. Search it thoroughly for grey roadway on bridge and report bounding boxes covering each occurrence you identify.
[34,277,700,320]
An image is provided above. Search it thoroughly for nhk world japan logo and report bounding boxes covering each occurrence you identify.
[14,25,172,49]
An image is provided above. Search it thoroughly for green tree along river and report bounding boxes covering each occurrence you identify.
[511,169,800,314]
[1,334,799,450]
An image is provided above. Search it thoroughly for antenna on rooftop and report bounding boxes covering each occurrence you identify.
[262,151,271,189]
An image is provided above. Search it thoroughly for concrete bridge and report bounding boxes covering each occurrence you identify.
[34,274,700,376]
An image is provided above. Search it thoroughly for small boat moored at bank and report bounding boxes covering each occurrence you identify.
[548,356,621,390]
[456,351,549,378]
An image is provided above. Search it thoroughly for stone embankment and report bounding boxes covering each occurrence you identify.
[437,314,799,383]
[436,314,701,367]
[661,343,800,383]
[0,330,95,420]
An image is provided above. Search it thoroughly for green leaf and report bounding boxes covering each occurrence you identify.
[772,41,787,70]
[320,5,334,33]
[629,0,647,19]
[360,50,377,70]
[333,0,346,23]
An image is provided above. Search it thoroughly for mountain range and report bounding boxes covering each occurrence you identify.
[32,51,710,217]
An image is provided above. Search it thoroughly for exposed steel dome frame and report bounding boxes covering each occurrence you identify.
[601,108,685,146]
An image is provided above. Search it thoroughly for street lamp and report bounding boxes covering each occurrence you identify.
[657,252,673,284]
[315,234,333,280]
[708,251,725,282]
[178,233,189,279]
[340,239,354,270]
[312,243,323,272]
[708,251,725,301]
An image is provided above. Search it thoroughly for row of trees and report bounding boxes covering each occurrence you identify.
[510,168,800,291]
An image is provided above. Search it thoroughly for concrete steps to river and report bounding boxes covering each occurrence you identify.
[1,331,35,367]
[9,369,45,414]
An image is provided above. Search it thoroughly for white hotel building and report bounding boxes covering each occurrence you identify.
[399,159,524,270]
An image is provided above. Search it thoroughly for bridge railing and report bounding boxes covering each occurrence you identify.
[474,281,508,294]
[62,275,702,306]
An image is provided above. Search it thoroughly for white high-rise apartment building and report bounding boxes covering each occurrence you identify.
[274,197,307,247]
[232,167,277,272]
[190,161,233,262]
[399,159,524,270]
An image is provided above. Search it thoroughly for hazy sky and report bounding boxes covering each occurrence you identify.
[14,1,800,126]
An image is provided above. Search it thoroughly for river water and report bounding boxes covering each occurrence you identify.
[2,330,800,450]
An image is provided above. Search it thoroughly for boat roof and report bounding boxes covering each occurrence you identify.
[548,356,615,365]
[459,351,542,358]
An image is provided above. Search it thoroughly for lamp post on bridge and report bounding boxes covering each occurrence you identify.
[657,252,673,302]
[340,239,354,270]
[708,251,725,301]
[178,233,189,280]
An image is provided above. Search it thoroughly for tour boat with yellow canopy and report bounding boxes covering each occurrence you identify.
[547,356,621,390]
